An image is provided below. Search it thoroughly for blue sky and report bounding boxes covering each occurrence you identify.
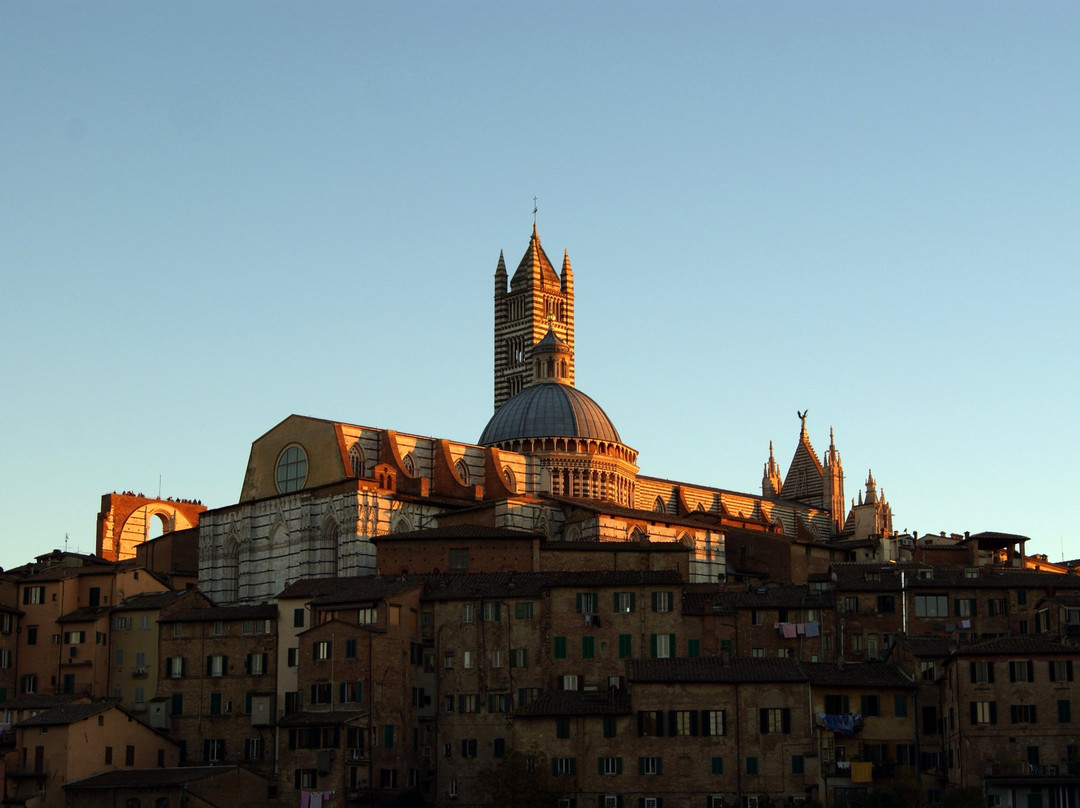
[2,2,1077,568]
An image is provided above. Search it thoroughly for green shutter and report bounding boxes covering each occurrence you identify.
[554,636,567,659]
[650,634,657,658]
[688,639,700,658]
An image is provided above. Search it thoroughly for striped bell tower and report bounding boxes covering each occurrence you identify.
[493,225,575,411]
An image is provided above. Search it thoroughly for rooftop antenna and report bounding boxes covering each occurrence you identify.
[64,533,69,551]
[158,475,162,500]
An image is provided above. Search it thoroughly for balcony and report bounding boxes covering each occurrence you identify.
[815,713,864,735]
[6,765,47,778]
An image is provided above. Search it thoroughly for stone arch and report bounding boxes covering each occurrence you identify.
[653,497,666,513]
[630,526,648,542]
[391,513,413,534]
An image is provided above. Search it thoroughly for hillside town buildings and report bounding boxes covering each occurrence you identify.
[0,228,1075,808]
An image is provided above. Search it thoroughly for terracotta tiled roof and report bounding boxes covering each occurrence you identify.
[628,656,808,684]
[682,584,834,615]
[953,636,1078,657]
[112,590,189,612]
[310,576,425,606]
[66,766,248,790]
[16,699,119,727]
[896,636,953,658]
[515,689,631,717]
[421,570,684,602]
[158,603,277,623]
[56,606,112,623]
[278,709,367,727]
[828,563,1080,592]
[803,662,914,689]
[278,577,356,599]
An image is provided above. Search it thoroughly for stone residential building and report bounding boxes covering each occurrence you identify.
[625,656,820,808]
[107,589,194,713]
[941,636,1080,808]
[4,699,179,808]
[10,552,169,700]
[64,764,268,808]
[806,662,918,806]
[278,576,429,806]
[0,573,21,705]
[154,601,278,783]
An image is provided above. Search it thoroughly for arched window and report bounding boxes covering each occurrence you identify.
[502,467,516,492]
[454,459,470,486]
[630,526,648,542]
[402,453,415,476]
[653,497,666,513]
[318,520,339,577]
[348,442,364,477]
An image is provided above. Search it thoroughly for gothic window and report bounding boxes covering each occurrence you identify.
[630,527,648,542]
[221,537,240,604]
[502,467,515,491]
[454,460,470,486]
[348,443,364,477]
[653,497,666,513]
[318,520,339,577]
[402,453,415,476]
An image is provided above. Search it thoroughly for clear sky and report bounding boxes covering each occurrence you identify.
[2,2,1077,569]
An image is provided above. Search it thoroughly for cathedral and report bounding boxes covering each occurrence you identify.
[199,227,894,604]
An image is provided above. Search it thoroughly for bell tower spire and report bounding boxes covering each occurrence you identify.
[492,223,576,411]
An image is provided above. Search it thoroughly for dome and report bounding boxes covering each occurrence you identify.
[479,382,622,445]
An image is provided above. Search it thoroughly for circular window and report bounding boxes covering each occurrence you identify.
[276,445,308,493]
